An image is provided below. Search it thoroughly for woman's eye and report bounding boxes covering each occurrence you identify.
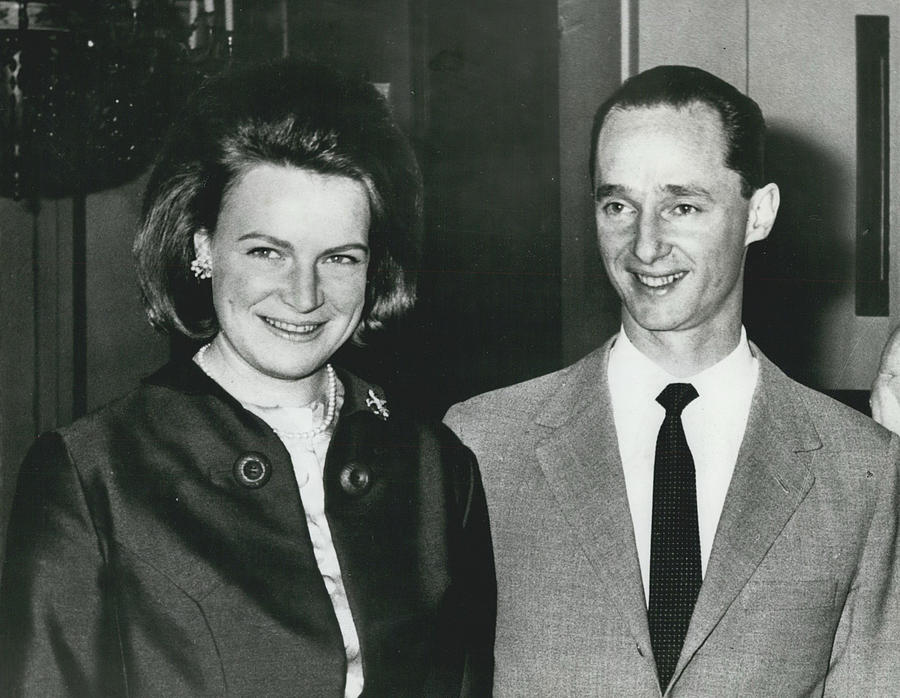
[324,254,360,265]
[248,247,282,260]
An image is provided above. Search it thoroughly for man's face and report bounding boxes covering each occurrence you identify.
[593,103,769,345]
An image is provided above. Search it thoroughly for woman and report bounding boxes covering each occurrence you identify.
[0,60,495,697]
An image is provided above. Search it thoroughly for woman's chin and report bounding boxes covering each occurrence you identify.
[254,359,328,384]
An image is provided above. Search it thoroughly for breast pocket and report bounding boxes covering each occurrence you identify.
[729,578,840,668]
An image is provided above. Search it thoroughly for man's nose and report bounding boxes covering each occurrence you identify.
[632,213,669,264]
[284,265,324,312]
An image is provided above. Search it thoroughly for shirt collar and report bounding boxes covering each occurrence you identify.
[609,325,756,407]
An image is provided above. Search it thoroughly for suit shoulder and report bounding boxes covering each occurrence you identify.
[779,374,891,448]
[445,362,578,428]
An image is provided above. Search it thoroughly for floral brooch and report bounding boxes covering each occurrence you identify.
[365,389,390,420]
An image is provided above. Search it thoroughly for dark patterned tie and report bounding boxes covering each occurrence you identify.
[648,382,701,691]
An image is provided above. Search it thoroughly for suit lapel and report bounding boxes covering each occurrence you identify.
[534,341,653,652]
[675,349,821,679]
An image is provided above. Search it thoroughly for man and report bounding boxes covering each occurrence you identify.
[445,65,900,696]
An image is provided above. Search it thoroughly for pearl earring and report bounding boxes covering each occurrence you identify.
[190,255,212,280]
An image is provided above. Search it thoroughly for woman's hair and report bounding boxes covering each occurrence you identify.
[134,59,421,342]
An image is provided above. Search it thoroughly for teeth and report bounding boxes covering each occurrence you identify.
[636,271,686,288]
[265,318,319,333]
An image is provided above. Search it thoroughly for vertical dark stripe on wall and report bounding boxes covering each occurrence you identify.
[855,15,890,317]
[408,0,427,151]
[72,193,87,417]
[745,0,750,93]
[625,0,639,78]
[31,207,41,432]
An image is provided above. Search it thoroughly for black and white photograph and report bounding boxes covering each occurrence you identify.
[1,1,898,695]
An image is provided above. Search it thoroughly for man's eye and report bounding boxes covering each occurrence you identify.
[672,204,699,216]
[602,202,628,215]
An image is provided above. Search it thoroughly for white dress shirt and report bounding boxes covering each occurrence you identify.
[194,354,363,698]
[607,327,759,604]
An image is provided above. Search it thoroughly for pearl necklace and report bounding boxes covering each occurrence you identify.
[195,343,337,440]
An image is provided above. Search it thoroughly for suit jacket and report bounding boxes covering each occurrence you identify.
[445,338,900,697]
[0,360,496,697]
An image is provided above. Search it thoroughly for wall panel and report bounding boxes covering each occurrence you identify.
[85,175,168,413]
[559,0,623,364]
[746,0,900,389]
[637,0,747,89]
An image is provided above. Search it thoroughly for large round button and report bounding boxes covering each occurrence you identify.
[339,462,372,496]
[233,452,272,488]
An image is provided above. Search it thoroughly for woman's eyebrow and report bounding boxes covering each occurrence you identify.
[235,234,370,255]
[322,243,370,255]
[236,231,292,247]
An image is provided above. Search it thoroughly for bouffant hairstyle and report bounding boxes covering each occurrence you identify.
[134,59,421,342]
[589,65,766,199]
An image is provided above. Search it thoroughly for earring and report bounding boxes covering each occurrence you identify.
[190,255,212,280]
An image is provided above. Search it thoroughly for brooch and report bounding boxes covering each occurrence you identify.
[366,389,390,420]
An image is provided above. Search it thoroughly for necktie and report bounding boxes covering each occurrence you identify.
[648,382,701,690]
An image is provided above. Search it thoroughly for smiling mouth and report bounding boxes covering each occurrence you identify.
[262,316,323,338]
[634,271,687,289]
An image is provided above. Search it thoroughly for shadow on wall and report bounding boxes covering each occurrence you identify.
[744,126,852,389]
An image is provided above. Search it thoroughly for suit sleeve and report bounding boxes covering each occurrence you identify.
[0,433,126,696]
[824,433,900,696]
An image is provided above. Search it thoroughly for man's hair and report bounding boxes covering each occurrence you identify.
[589,65,766,198]
[134,59,421,343]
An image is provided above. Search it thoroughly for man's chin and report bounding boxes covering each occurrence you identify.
[622,308,686,334]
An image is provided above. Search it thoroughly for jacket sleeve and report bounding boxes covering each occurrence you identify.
[455,443,496,698]
[0,433,126,696]
[824,433,900,696]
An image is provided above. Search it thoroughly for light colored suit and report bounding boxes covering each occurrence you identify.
[445,338,900,696]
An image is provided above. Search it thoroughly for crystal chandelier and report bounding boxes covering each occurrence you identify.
[0,0,234,201]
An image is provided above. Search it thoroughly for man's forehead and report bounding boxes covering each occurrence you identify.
[594,102,731,178]
[598,101,726,146]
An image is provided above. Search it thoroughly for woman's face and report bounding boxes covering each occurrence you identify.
[194,164,370,385]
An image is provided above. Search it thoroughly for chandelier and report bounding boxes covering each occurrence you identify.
[0,0,235,201]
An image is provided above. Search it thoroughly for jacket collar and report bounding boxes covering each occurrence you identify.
[531,336,824,689]
[532,339,655,656]
[673,344,821,685]
[143,358,387,420]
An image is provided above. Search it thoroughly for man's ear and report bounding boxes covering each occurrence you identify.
[745,182,780,246]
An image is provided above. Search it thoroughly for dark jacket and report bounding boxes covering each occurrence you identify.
[0,361,495,697]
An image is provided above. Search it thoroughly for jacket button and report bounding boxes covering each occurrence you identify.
[339,462,372,496]
[233,452,271,488]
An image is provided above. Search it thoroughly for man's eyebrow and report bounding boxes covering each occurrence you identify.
[593,183,715,200]
[593,183,628,201]
[662,184,713,199]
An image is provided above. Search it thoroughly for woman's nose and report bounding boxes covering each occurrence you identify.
[632,214,669,264]
[283,265,324,312]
